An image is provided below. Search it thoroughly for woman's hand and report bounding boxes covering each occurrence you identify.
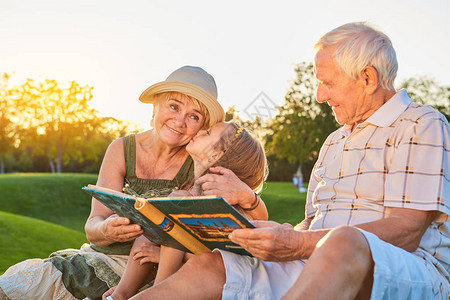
[195,166,268,220]
[101,214,143,243]
[195,166,254,207]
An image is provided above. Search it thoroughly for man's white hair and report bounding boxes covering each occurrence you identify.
[314,22,398,90]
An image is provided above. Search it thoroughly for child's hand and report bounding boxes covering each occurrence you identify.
[168,189,192,197]
[102,285,116,300]
[131,239,161,265]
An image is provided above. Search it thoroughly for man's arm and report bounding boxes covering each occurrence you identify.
[357,207,439,252]
[294,217,313,231]
[229,208,438,261]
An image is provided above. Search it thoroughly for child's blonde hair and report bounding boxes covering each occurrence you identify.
[212,122,268,194]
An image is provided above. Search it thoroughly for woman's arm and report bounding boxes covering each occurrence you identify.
[85,138,143,246]
[195,166,269,221]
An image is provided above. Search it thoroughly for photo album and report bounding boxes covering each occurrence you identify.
[82,184,254,255]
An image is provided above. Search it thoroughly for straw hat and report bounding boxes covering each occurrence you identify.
[139,66,225,127]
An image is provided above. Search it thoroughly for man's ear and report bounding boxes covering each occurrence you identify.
[361,66,378,94]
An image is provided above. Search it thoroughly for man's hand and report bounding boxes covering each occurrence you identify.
[101,214,143,243]
[229,220,303,261]
[195,166,254,207]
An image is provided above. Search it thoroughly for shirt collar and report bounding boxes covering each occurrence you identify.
[364,89,412,127]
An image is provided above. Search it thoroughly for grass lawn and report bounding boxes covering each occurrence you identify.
[261,181,306,225]
[0,211,87,273]
[0,173,306,274]
[0,173,97,232]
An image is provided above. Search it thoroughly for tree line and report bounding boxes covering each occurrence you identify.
[0,73,140,174]
[1,66,449,180]
[228,63,450,181]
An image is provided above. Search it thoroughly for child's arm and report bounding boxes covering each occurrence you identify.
[102,235,159,300]
[150,189,201,284]
[154,245,187,284]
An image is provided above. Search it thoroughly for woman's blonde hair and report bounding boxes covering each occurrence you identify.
[151,91,211,129]
[314,22,398,90]
[211,122,268,194]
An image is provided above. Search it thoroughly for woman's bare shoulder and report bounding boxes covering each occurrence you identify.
[105,136,126,156]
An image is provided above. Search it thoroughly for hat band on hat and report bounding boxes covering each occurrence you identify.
[138,66,225,127]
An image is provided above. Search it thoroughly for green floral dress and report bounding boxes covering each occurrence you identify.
[49,134,194,299]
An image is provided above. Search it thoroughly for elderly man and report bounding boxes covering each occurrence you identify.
[131,22,449,300]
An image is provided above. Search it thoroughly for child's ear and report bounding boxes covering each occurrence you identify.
[209,150,225,164]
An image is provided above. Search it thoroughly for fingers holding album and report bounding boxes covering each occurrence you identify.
[103,214,143,243]
[229,220,299,261]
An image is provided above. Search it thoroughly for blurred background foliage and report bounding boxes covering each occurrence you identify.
[1,64,449,181]
[0,73,141,174]
[1,63,449,273]
[226,62,449,181]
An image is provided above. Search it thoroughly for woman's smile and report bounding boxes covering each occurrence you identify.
[164,124,183,135]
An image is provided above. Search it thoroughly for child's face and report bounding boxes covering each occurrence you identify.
[186,122,231,164]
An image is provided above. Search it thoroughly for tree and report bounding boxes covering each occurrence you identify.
[266,62,339,180]
[266,68,450,182]
[0,75,142,173]
[398,76,450,120]
[74,116,141,173]
[0,73,17,173]
[225,105,266,143]
[16,78,96,173]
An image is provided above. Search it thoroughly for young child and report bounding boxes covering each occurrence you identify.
[103,121,268,300]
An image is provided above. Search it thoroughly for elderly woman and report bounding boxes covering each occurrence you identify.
[0,66,267,300]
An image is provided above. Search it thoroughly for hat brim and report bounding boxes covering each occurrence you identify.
[139,81,224,128]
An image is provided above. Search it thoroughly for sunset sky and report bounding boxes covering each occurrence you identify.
[1,0,449,129]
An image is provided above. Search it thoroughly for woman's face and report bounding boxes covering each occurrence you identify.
[186,122,231,164]
[153,93,207,147]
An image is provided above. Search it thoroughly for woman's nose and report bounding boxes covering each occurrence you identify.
[172,114,187,127]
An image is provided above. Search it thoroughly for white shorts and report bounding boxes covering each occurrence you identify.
[217,231,450,300]
[215,249,305,300]
[360,230,449,300]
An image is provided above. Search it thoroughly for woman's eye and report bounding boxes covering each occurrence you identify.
[170,104,178,110]
[190,115,199,121]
